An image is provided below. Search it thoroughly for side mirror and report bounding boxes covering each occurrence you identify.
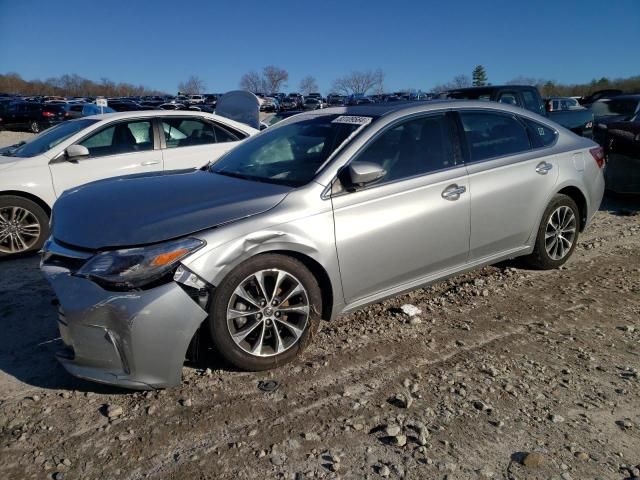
[341,161,386,189]
[65,144,89,161]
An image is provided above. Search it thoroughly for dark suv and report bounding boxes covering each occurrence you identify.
[0,102,67,133]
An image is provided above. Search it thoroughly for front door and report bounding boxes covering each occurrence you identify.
[332,113,470,303]
[50,118,163,196]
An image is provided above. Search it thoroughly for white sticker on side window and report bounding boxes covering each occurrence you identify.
[331,115,372,125]
[538,127,545,136]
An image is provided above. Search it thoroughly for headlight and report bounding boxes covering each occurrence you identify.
[76,238,205,289]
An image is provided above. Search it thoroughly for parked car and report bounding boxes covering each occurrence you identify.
[443,85,594,137]
[66,103,116,119]
[545,97,582,112]
[288,93,304,109]
[279,96,299,111]
[107,100,151,112]
[600,118,640,193]
[0,110,258,257]
[302,98,322,110]
[327,94,346,106]
[158,102,186,110]
[0,101,68,133]
[39,100,604,389]
[188,94,205,104]
[592,95,640,146]
[260,97,280,112]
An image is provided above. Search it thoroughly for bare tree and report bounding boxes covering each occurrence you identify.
[432,74,472,93]
[177,75,206,95]
[299,75,319,96]
[506,75,540,86]
[239,70,263,93]
[331,69,384,96]
[263,65,288,93]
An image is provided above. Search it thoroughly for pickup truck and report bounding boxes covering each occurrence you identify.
[442,85,593,138]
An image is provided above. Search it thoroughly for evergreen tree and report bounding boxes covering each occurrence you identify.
[472,65,488,86]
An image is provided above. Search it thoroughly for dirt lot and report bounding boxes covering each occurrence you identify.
[0,128,639,479]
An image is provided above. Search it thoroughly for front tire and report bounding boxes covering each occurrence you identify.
[208,254,322,371]
[524,194,580,269]
[0,196,49,257]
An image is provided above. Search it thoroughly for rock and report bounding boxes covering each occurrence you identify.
[400,304,422,317]
[53,472,64,480]
[248,429,258,437]
[106,405,123,419]
[385,425,401,437]
[147,405,156,415]
[409,317,422,326]
[473,400,490,411]
[62,458,71,467]
[549,414,565,423]
[270,453,286,466]
[392,392,413,409]
[303,432,320,441]
[390,434,407,447]
[522,451,546,468]
[181,398,192,407]
[617,418,633,429]
[477,465,494,478]
[574,451,589,461]
[481,289,489,297]
[378,465,390,477]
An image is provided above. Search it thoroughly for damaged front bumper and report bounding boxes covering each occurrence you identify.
[41,240,209,390]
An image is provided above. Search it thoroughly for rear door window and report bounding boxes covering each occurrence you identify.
[161,117,241,148]
[459,111,531,162]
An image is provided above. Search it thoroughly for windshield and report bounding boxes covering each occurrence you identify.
[7,119,98,158]
[211,114,369,187]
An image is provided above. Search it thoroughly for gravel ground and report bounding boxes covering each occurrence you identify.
[0,127,639,479]
[0,131,34,148]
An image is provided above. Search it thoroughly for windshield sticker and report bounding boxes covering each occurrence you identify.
[331,115,372,126]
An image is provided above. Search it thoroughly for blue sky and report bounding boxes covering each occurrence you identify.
[1,0,639,94]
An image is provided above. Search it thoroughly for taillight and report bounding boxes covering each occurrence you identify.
[42,111,55,118]
[590,147,605,168]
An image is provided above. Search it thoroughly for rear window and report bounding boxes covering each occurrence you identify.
[521,118,558,148]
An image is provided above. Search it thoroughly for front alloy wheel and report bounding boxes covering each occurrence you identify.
[209,254,321,371]
[0,199,48,256]
[227,269,310,357]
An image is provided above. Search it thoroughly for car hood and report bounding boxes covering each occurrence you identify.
[52,170,292,250]
[0,154,20,170]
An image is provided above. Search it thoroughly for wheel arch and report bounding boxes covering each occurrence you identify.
[556,185,587,231]
[0,190,52,217]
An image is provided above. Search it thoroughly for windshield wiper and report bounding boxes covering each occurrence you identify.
[214,170,262,182]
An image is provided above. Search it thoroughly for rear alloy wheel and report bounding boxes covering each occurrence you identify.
[30,121,40,133]
[209,254,321,371]
[525,194,579,269]
[0,196,49,257]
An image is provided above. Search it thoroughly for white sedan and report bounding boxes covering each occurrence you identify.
[0,110,258,257]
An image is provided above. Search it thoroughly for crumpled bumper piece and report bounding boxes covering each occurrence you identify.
[42,268,208,389]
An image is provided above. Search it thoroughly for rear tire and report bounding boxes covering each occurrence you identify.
[208,254,321,371]
[524,194,580,270]
[0,196,49,258]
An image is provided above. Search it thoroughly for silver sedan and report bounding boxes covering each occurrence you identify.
[41,101,605,389]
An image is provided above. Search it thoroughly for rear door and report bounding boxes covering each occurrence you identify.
[332,112,470,303]
[457,110,560,261]
[50,118,163,196]
[160,116,246,171]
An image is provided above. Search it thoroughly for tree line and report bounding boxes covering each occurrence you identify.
[0,72,167,97]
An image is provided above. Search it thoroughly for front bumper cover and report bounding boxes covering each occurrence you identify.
[41,246,208,390]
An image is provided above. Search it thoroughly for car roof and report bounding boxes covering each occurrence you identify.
[81,109,258,133]
[304,99,555,123]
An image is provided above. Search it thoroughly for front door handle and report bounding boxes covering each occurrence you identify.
[535,162,553,174]
[141,160,160,166]
[441,184,466,200]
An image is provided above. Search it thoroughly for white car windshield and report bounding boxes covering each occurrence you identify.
[5,119,99,158]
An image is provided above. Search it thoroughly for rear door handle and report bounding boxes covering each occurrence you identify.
[441,184,466,200]
[535,162,553,174]
[141,160,160,166]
